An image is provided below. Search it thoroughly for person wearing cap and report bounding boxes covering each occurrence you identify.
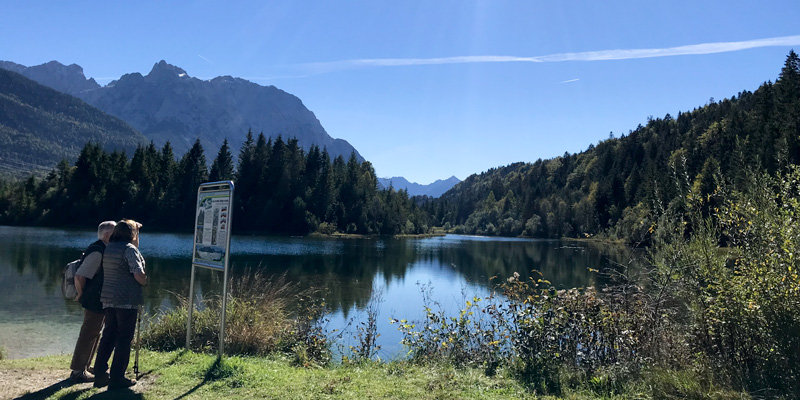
[69,220,117,383]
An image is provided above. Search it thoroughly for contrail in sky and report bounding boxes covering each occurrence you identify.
[198,55,213,64]
[302,35,800,72]
[559,78,580,84]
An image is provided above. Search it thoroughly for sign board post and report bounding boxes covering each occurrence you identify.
[186,181,234,357]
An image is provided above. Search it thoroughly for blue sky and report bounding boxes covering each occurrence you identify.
[2,1,800,184]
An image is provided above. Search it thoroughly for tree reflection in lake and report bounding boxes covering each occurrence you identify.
[0,226,639,359]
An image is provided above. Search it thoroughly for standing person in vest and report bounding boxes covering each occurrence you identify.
[92,219,147,390]
[69,220,117,383]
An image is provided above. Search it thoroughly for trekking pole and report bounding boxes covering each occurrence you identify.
[134,305,142,379]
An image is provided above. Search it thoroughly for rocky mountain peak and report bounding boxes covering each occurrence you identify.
[43,60,84,75]
[146,60,189,81]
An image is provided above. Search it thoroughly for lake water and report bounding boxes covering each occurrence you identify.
[0,226,638,360]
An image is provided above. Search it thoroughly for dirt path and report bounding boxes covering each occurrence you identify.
[0,368,154,399]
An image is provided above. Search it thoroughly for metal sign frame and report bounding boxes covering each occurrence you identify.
[186,180,234,357]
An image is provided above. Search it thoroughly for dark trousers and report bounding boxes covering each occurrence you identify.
[94,308,138,380]
[70,309,105,371]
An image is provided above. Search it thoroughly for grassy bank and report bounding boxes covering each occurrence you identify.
[0,351,750,399]
[1,351,534,399]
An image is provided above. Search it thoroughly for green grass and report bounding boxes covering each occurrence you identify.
[0,351,537,399]
[0,351,756,399]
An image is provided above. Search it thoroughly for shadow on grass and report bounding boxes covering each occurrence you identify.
[14,350,199,400]
[13,380,144,400]
[164,349,190,367]
[81,350,190,399]
[175,356,232,400]
[81,388,145,400]
[14,379,73,400]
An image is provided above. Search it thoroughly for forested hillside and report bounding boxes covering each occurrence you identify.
[427,51,800,242]
[0,131,431,235]
[0,68,147,177]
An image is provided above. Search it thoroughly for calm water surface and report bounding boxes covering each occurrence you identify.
[0,226,637,359]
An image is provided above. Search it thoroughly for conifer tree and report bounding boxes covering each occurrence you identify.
[69,142,108,223]
[209,138,235,182]
[776,50,800,165]
[314,148,334,222]
[173,139,208,226]
[158,142,177,190]
[104,150,130,219]
[234,130,257,232]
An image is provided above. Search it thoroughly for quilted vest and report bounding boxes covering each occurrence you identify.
[100,241,143,308]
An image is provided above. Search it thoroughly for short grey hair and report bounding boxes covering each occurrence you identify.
[97,220,117,239]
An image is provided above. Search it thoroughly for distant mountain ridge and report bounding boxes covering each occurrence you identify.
[1,60,362,161]
[377,176,460,197]
[0,67,148,177]
[0,61,100,95]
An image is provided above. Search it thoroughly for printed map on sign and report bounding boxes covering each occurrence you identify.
[193,191,230,268]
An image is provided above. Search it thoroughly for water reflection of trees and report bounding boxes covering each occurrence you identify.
[427,240,637,290]
[224,238,638,314]
[2,234,640,318]
[3,240,84,313]
[226,239,420,315]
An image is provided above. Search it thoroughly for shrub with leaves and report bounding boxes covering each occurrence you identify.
[646,166,800,394]
[393,276,658,395]
[392,283,508,372]
[345,290,383,363]
[498,271,658,395]
[709,169,800,392]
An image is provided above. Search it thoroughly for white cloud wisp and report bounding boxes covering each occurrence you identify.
[302,35,800,73]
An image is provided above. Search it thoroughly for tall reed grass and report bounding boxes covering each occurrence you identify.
[142,271,330,366]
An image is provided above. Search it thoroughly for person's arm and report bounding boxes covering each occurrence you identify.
[134,270,147,286]
[132,222,142,248]
[74,251,102,300]
[125,245,147,286]
[75,275,86,300]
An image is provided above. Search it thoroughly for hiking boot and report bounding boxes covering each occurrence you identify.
[93,371,109,388]
[70,370,95,383]
[108,377,137,390]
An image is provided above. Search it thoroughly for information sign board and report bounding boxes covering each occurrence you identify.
[187,180,234,357]
[192,182,233,270]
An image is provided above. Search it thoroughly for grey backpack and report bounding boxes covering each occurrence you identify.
[61,259,82,299]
